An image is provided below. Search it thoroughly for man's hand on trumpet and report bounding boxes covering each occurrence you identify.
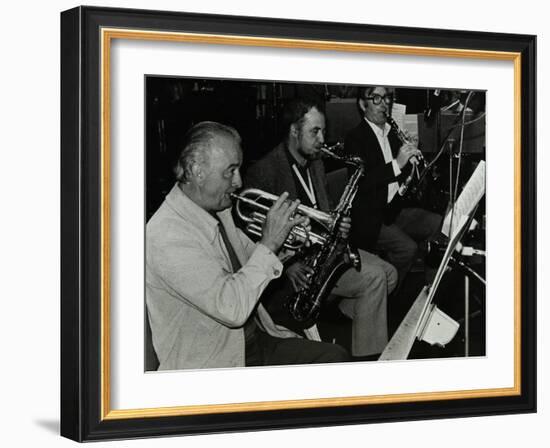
[259,191,309,254]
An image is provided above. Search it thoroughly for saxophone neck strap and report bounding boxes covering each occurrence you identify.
[292,163,318,209]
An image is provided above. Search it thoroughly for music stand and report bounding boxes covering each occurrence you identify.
[379,162,485,361]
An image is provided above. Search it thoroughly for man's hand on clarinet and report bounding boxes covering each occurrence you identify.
[396,143,423,169]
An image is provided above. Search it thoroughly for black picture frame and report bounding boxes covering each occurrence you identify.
[60,5,536,442]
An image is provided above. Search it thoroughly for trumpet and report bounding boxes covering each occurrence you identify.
[231,188,335,250]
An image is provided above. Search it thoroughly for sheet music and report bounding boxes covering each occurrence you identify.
[380,206,472,361]
[392,103,407,130]
[403,114,419,141]
[442,161,485,238]
[379,286,429,361]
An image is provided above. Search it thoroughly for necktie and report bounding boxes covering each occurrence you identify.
[215,217,258,343]
[216,218,242,272]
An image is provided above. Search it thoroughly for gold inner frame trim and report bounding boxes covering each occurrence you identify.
[100,27,522,421]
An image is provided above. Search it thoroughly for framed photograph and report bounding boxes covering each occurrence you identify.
[60,5,536,442]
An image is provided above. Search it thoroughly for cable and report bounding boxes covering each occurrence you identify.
[453,92,475,204]
[449,111,486,129]
[448,91,475,237]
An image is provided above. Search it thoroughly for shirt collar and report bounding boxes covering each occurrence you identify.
[285,143,311,170]
[165,183,228,243]
[364,117,391,138]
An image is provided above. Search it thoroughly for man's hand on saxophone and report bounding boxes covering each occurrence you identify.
[284,216,352,291]
[285,262,315,291]
[338,216,352,239]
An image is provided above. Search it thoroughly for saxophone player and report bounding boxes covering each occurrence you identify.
[146,121,350,370]
[344,86,442,289]
[245,99,398,359]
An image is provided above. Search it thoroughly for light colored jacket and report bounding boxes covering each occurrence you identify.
[146,183,296,370]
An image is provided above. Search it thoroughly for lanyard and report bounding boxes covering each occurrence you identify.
[292,164,317,208]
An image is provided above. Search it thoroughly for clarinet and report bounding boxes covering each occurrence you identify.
[386,115,425,197]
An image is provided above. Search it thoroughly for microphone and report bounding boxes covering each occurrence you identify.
[424,89,441,122]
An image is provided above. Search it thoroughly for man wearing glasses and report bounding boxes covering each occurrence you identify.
[344,86,441,291]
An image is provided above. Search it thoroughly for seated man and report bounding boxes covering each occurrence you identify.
[245,99,398,358]
[146,121,349,370]
[345,86,442,287]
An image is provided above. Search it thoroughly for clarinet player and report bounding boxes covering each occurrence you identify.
[344,86,442,290]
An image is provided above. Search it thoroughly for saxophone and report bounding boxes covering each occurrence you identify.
[285,146,365,328]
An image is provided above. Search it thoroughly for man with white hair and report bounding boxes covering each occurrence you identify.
[146,121,349,370]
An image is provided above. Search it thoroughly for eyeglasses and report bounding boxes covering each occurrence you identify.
[365,94,393,105]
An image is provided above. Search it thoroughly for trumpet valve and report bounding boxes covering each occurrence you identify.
[251,211,264,223]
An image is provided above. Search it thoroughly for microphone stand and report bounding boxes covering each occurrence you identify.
[444,91,482,356]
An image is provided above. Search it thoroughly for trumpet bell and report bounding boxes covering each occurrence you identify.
[231,188,334,250]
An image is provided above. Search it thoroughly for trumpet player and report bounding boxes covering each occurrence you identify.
[245,99,398,359]
[146,121,349,370]
[345,86,441,288]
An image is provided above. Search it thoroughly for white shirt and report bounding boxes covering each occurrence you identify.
[146,184,295,370]
[365,118,401,203]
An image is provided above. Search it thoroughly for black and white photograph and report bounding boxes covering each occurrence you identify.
[144,77,487,371]
[2,0,546,444]
[56,4,538,443]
